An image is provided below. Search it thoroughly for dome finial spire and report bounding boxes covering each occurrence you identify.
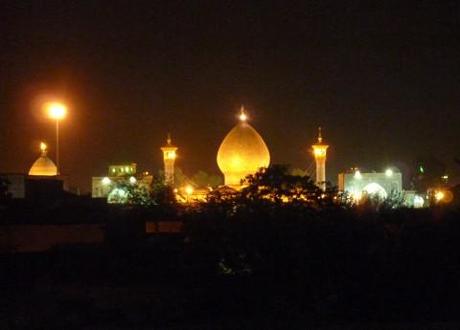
[29,141,57,176]
[317,126,323,144]
[40,142,48,156]
[167,133,172,145]
[239,105,248,122]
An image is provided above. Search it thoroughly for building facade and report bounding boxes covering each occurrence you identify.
[338,169,403,201]
[92,163,153,202]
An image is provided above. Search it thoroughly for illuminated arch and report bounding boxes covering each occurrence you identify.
[363,182,387,199]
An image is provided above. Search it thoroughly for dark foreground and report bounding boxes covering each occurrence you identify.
[2,211,460,329]
[2,202,460,328]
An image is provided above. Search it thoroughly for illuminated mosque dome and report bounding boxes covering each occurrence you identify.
[28,142,58,176]
[217,107,270,186]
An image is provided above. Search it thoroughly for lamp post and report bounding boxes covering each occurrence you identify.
[46,102,67,175]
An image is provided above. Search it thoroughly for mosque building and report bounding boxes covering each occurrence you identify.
[217,106,270,188]
[0,142,67,200]
[91,163,153,202]
[91,135,177,203]
[85,106,432,207]
[28,142,58,176]
[89,107,325,203]
[338,168,403,202]
[337,168,427,207]
[0,105,442,208]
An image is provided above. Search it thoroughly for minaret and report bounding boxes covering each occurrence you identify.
[312,127,329,191]
[161,134,178,186]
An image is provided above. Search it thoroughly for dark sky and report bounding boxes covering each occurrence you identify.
[1,1,459,192]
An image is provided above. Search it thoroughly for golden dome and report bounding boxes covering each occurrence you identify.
[217,109,270,186]
[29,143,58,176]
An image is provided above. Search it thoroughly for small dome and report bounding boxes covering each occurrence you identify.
[217,112,270,186]
[29,143,58,176]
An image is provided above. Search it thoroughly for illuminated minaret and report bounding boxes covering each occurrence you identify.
[312,127,329,191]
[161,134,178,186]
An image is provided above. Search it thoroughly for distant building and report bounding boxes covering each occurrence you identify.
[1,142,67,201]
[92,163,153,202]
[338,168,403,202]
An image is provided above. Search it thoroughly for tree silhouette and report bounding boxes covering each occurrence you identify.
[150,174,177,206]
[240,164,331,207]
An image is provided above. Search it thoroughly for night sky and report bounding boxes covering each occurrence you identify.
[1,1,459,192]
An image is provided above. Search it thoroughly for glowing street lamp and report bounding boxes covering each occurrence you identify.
[385,168,393,177]
[46,102,67,174]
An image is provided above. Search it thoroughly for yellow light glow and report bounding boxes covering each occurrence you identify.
[385,168,393,177]
[46,102,67,120]
[40,142,47,152]
[435,191,445,202]
[351,191,362,202]
[231,156,243,168]
[185,185,194,195]
[354,170,362,180]
[129,176,137,184]
[239,106,248,122]
[165,151,176,160]
[313,148,326,157]
[102,177,111,185]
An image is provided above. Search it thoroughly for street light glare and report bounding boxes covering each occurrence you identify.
[385,168,393,177]
[47,102,67,120]
[44,101,67,175]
